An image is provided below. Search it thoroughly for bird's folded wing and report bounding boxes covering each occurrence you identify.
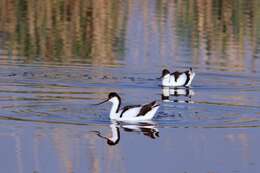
[137,101,157,117]
[120,105,141,118]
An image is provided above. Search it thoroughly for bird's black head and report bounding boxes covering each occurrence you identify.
[94,92,120,105]
[161,69,170,78]
[108,92,120,99]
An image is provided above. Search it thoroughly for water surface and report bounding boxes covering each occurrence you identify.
[0,0,260,172]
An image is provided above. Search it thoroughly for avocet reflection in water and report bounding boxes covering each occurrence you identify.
[92,122,159,145]
[161,87,195,103]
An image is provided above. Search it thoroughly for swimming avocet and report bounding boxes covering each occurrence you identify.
[161,68,195,87]
[96,92,160,121]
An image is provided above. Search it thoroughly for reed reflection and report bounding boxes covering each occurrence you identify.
[0,0,127,65]
[0,0,259,70]
[161,87,194,103]
[92,122,159,146]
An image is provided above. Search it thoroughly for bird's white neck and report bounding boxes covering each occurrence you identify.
[187,72,195,86]
[162,74,171,86]
[109,97,120,119]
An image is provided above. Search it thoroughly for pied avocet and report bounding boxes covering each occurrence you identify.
[95,92,160,121]
[161,68,195,87]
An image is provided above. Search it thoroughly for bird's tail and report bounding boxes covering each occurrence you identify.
[150,101,160,108]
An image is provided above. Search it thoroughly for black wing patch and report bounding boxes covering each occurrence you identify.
[136,101,157,117]
[183,71,190,86]
[120,105,141,118]
[171,71,182,82]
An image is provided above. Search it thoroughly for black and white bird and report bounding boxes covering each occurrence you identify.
[95,92,160,121]
[161,68,195,87]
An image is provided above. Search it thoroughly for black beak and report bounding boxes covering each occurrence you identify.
[157,75,163,80]
[94,99,109,105]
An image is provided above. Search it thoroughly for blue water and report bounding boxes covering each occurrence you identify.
[0,0,260,172]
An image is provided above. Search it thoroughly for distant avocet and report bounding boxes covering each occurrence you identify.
[161,68,195,87]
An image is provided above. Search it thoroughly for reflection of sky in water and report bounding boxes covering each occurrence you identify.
[125,1,193,70]
[1,121,260,173]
